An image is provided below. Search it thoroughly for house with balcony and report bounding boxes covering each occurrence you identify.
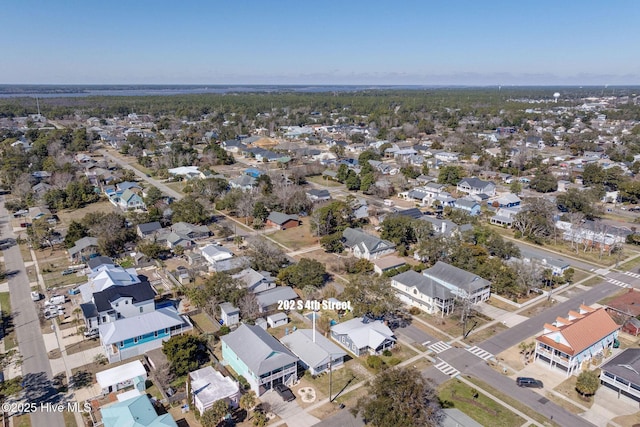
[534,305,620,376]
[391,270,455,316]
[221,324,298,395]
[600,349,640,402]
[68,236,100,263]
[422,261,491,304]
[330,317,396,357]
[109,188,146,211]
[342,227,396,260]
[456,177,496,197]
[280,329,347,375]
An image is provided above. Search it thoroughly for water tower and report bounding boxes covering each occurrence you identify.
[553,92,560,103]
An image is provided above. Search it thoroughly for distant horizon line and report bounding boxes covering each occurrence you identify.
[1,83,639,88]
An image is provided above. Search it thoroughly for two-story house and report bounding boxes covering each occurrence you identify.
[221,324,298,395]
[535,305,619,376]
[456,178,496,197]
[422,261,491,304]
[391,270,455,316]
[232,268,276,294]
[342,227,396,260]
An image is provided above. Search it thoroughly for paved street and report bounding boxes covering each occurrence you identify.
[0,196,65,427]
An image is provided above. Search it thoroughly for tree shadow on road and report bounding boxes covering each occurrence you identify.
[21,372,62,407]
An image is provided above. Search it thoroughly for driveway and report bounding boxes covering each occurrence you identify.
[260,389,320,427]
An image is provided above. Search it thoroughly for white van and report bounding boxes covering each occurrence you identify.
[49,295,66,305]
[383,199,394,206]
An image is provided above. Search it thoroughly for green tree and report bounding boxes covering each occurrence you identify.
[310,201,353,236]
[345,170,361,191]
[278,258,327,288]
[137,242,165,259]
[253,201,269,222]
[240,391,257,413]
[380,215,416,248]
[161,335,209,376]
[575,370,600,399]
[144,186,163,206]
[320,232,344,253]
[341,275,402,318]
[171,196,209,224]
[200,399,228,426]
[359,172,375,193]
[556,188,599,219]
[509,180,522,195]
[352,367,443,427]
[582,163,605,186]
[336,164,349,183]
[400,166,420,180]
[437,166,465,185]
[530,172,557,193]
[421,163,430,176]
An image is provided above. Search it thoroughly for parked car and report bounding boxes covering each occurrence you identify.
[84,329,99,339]
[61,269,74,276]
[516,377,543,388]
[274,384,295,402]
[31,291,41,301]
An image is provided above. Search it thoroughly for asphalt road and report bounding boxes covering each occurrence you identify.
[514,242,599,272]
[0,197,65,427]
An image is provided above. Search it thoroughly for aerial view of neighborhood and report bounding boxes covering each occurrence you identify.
[2,2,640,427]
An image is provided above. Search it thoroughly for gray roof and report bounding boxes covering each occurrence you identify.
[256,286,298,308]
[331,317,395,350]
[266,211,299,226]
[221,324,298,376]
[601,349,640,387]
[458,177,495,190]
[392,270,454,301]
[280,329,347,370]
[99,306,186,345]
[80,302,99,319]
[88,256,115,270]
[138,222,162,234]
[68,236,99,255]
[219,302,239,315]
[454,198,479,209]
[307,189,330,198]
[342,227,395,253]
[424,261,490,294]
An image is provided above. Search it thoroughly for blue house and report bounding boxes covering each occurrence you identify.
[221,324,298,395]
[244,168,264,178]
[101,395,178,427]
[453,198,481,216]
[489,193,522,208]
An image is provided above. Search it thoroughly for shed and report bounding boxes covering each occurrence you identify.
[220,302,240,326]
[267,312,289,328]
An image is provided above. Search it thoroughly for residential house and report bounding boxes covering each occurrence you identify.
[255,286,298,313]
[417,216,473,238]
[342,227,396,260]
[433,151,460,163]
[422,261,491,303]
[137,222,162,239]
[233,268,276,294]
[306,189,331,202]
[168,166,201,180]
[603,289,640,335]
[79,264,141,303]
[391,270,455,316]
[266,312,289,328]
[219,302,240,327]
[28,206,51,222]
[229,175,256,190]
[280,329,347,375]
[395,208,423,219]
[171,222,211,240]
[96,360,147,395]
[189,366,241,414]
[221,324,298,395]
[557,220,630,251]
[453,198,481,216]
[456,178,496,197]
[600,349,640,402]
[490,206,521,228]
[108,188,146,211]
[265,212,301,230]
[68,237,100,263]
[488,193,521,208]
[221,140,247,153]
[534,305,620,376]
[330,317,396,357]
[100,395,178,427]
[201,244,234,265]
[372,256,406,275]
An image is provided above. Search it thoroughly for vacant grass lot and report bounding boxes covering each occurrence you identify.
[438,378,525,427]
[269,221,318,251]
[307,175,342,187]
[57,200,117,229]
[35,245,87,289]
[551,373,595,412]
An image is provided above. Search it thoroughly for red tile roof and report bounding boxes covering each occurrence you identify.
[536,307,620,356]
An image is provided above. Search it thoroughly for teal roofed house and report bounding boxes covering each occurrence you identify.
[101,395,177,427]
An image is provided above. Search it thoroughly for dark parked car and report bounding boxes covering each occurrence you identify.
[274,384,295,402]
[516,377,543,388]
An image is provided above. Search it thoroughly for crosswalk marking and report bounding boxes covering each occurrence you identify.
[434,360,459,377]
[607,278,630,288]
[428,341,452,354]
[467,346,494,361]
[624,271,640,279]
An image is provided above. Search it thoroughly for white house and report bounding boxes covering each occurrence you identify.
[189,366,241,414]
[280,329,347,375]
[342,227,396,260]
[391,270,455,316]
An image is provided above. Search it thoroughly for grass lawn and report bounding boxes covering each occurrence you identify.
[438,378,525,427]
[0,292,17,350]
[541,242,623,268]
[57,200,117,229]
[463,322,508,346]
[571,269,590,283]
[298,362,368,402]
[269,221,318,252]
[35,245,87,289]
[598,288,628,306]
[520,299,556,318]
[619,255,640,272]
[416,311,491,339]
[464,376,558,426]
[62,410,77,426]
[12,414,31,427]
[165,181,186,194]
[485,297,518,312]
[307,175,343,187]
[19,243,33,263]
[190,312,220,333]
[65,336,101,356]
[581,276,603,287]
[552,374,595,411]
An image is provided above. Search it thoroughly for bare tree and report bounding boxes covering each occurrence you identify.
[511,259,543,296]
[154,361,175,388]
[237,190,257,224]
[238,292,260,322]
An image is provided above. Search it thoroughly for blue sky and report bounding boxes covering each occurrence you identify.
[2,0,638,85]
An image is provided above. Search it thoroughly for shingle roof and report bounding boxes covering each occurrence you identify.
[255,286,298,308]
[423,261,490,294]
[342,227,395,253]
[280,329,347,370]
[392,270,454,300]
[601,349,640,387]
[138,222,162,234]
[93,281,156,312]
[331,317,395,350]
[266,211,300,225]
[221,324,298,376]
[458,177,494,189]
